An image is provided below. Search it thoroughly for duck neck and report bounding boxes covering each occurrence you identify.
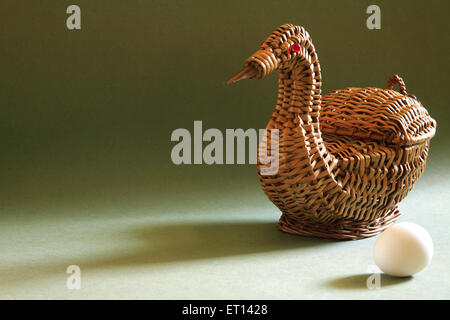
[276,58,322,128]
[272,47,338,185]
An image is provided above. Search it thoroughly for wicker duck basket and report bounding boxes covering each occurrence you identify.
[227,24,436,240]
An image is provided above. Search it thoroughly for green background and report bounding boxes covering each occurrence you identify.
[0,0,449,299]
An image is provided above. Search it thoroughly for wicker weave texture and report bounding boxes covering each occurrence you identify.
[227,24,436,240]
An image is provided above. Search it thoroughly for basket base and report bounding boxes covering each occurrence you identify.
[277,207,401,240]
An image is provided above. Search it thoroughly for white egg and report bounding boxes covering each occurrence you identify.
[373,222,433,277]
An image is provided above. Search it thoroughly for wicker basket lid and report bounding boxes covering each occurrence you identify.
[320,76,436,146]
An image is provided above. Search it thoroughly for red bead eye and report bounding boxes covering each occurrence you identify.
[291,43,301,53]
[260,41,265,46]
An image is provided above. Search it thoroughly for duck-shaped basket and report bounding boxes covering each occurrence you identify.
[226,24,436,240]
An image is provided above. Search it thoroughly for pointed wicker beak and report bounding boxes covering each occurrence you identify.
[225,65,257,85]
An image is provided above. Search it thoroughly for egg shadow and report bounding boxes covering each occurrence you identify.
[327,273,413,290]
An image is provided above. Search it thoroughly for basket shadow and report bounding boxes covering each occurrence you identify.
[327,273,413,290]
[0,220,337,288]
[85,220,337,269]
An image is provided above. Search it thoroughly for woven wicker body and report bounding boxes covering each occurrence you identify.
[226,24,436,240]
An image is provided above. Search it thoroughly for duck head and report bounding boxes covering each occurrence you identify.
[225,24,313,84]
